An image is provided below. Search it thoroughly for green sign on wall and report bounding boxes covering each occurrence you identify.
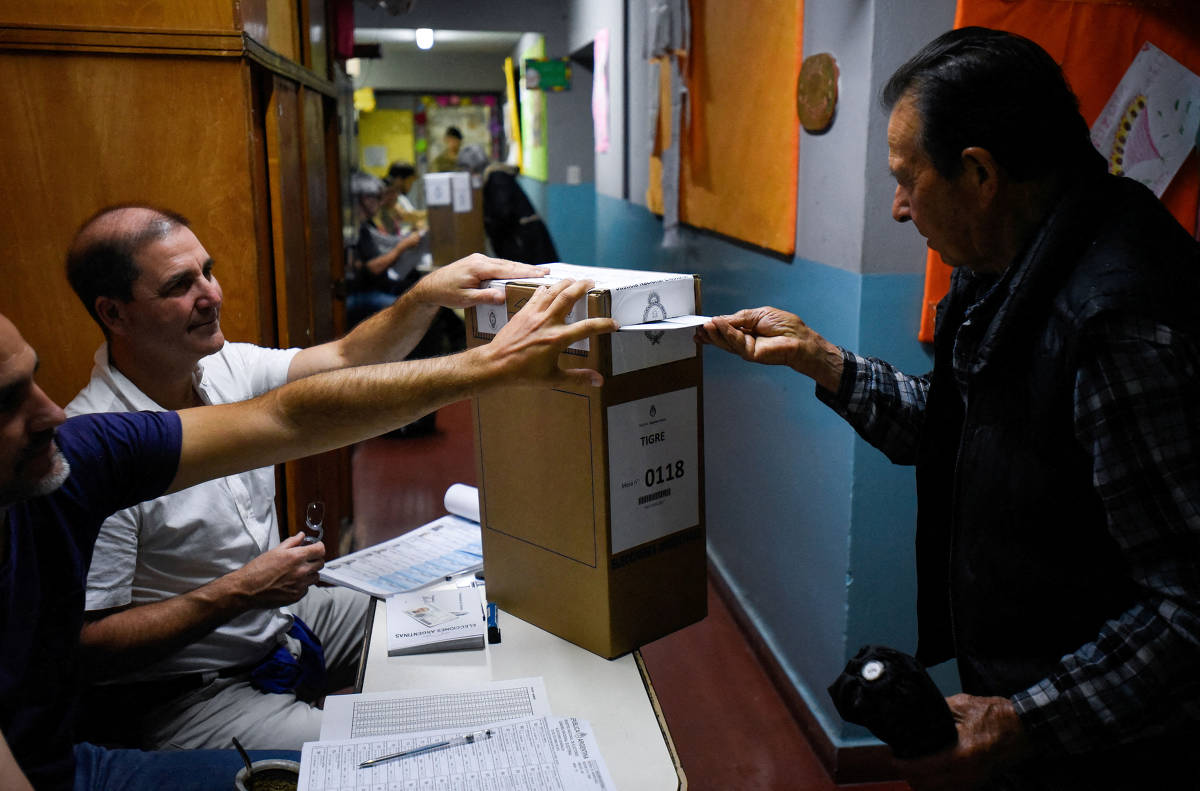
[524,58,572,92]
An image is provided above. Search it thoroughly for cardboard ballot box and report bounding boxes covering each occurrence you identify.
[467,263,706,658]
[424,172,487,266]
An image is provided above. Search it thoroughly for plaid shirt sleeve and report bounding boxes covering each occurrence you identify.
[815,348,930,465]
[1012,314,1200,755]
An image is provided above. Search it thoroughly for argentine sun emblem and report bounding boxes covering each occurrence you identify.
[641,292,667,345]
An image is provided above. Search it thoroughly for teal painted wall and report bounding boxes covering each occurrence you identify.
[527,179,946,742]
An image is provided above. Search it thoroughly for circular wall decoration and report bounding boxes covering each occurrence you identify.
[796,52,839,134]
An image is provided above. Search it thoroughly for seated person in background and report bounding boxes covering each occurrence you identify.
[64,204,548,752]
[458,144,559,265]
[431,126,463,172]
[0,274,610,788]
[385,160,427,230]
[348,171,425,328]
[350,173,466,435]
[374,173,407,237]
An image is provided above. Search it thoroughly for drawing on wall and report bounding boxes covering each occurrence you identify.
[593,28,611,154]
[1090,42,1200,197]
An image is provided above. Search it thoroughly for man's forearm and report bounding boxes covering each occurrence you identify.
[338,286,440,366]
[175,347,492,493]
[288,276,440,381]
[79,574,256,678]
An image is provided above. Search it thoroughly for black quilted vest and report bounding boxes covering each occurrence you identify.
[913,167,1200,698]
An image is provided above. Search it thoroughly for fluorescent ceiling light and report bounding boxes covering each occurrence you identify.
[415,28,434,50]
[354,28,524,53]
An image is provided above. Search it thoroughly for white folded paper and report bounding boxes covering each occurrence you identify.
[617,313,711,331]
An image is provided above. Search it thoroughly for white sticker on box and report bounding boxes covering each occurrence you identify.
[425,173,452,206]
[609,277,695,327]
[473,284,583,349]
[607,388,699,554]
[450,172,473,213]
[474,303,509,336]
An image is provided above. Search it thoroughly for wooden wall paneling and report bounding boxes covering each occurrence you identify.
[314,87,353,553]
[266,0,301,62]
[302,88,335,345]
[0,28,245,57]
[245,61,282,350]
[324,89,348,339]
[260,71,348,551]
[0,50,263,405]
[263,74,312,350]
[302,0,329,80]
[296,85,350,555]
[0,1,237,32]
[262,71,305,539]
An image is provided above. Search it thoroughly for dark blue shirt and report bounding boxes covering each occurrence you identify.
[0,411,181,789]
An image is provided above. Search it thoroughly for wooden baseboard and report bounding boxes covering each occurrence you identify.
[706,560,902,785]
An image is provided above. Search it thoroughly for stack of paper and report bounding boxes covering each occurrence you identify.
[310,680,616,791]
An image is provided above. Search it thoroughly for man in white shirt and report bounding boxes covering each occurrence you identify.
[63,204,548,750]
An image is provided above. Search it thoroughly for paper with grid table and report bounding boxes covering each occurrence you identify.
[309,679,613,790]
[320,678,550,740]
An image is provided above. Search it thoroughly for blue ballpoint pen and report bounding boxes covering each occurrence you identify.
[357,729,494,768]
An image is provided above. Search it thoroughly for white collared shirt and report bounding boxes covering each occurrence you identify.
[66,341,300,679]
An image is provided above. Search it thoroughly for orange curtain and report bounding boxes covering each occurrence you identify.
[646,56,673,214]
[648,0,804,255]
[917,0,1200,342]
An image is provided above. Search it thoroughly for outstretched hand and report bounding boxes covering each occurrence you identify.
[478,278,616,391]
[895,694,1030,791]
[413,253,549,309]
[697,306,844,391]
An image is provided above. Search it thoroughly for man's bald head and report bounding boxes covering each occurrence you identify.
[66,205,190,334]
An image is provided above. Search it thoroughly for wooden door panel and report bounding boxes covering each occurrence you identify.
[0,51,261,405]
[0,1,236,31]
[260,70,349,554]
[301,87,334,344]
[263,75,312,349]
